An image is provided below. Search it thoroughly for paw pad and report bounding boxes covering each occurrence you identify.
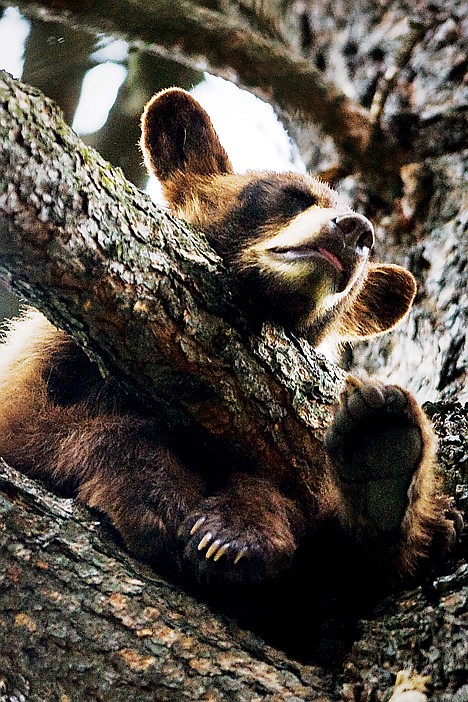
[325,378,426,532]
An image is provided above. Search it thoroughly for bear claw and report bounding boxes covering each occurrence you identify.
[196,534,237,563]
[197,532,213,550]
[190,516,206,535]
[179,500,293,583]
[205,539,222,559]
[213,543,230,561]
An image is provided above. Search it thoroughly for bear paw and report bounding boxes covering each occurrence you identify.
[179,495,296,585]
[324,376,425,532]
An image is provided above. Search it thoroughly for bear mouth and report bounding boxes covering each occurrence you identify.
[268,226,373,293]
[269,239,355,291]
[280,245,344,272]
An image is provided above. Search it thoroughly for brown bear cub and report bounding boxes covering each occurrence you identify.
[0,89,458,592]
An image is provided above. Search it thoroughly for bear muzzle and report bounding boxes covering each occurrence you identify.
[266,212,374,293]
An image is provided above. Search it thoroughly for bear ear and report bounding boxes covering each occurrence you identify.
[140,87,233,184]
[339,264,416,340]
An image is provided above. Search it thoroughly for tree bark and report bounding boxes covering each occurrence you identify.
[344,399,468,702]
[292,0,467,404]
[5,0,373,173]
[0,405,466,700]
[0,69,346,497]
[0,459,331,702]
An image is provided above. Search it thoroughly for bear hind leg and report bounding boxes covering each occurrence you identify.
[324,376,461,577]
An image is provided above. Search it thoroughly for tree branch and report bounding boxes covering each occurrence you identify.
[1,398,466,700]
[0,68,466,702]
[5,0,461,195]
[5,0,399,183]
[0,69,344,700]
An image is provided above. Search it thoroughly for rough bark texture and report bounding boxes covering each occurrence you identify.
[6,0,465,198]
[0,459,331,702]
[289,0,467,404]
[5,0,373,171]
[353,154,468,405]
[3,0,464,399]
[0,401,466,701]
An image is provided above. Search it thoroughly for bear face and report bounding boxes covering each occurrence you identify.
[141,88,416,345]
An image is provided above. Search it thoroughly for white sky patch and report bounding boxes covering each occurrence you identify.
[0,7,30,78]
[72,62,127,135]
[191,74,305,174]
[91,38,129,63]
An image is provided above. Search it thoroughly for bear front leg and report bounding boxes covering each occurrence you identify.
[55,415,205,569]
[178,475,306,584]
[324,376,460,578]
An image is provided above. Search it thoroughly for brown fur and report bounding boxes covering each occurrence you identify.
[0,89,458,599]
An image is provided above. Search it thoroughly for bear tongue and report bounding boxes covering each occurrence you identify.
[316,247,343,272]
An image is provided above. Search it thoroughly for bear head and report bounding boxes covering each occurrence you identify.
[141,88,415,346]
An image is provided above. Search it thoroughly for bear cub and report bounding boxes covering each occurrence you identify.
[0,88,459,591]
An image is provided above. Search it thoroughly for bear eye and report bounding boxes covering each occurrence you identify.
[283,188,318,215]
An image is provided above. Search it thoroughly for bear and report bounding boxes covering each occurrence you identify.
[0,88,458,595]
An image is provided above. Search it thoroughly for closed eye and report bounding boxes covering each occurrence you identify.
[283,187,318,215]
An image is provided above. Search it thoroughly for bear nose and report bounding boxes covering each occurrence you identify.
[334,213,374,251]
